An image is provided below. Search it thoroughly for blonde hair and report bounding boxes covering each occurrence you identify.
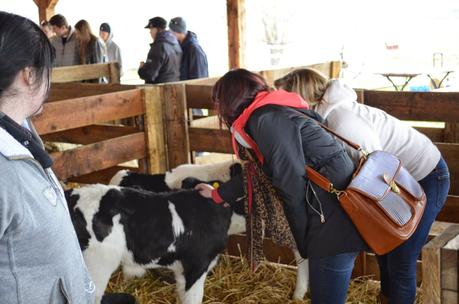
[274,68,329,105]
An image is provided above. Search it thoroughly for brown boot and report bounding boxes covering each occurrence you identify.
[377,293,390,304]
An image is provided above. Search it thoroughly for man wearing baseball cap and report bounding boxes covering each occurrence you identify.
[138,16,182,84]
[169,17,208,81]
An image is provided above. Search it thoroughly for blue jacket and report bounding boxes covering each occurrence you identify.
[180,31,208,80]
[138,30,182,84]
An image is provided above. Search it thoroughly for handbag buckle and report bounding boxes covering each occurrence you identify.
[329,184,344,197]
[390,181,400,194]
[358,148,369,159]
[383,173,401,194]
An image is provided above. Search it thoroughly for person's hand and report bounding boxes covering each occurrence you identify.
[139,61,145,68]
[195,183,214,198]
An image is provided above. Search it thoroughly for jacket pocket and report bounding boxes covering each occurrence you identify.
[48,278,70,304]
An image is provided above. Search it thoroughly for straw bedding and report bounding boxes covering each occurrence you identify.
[106,255,422,304]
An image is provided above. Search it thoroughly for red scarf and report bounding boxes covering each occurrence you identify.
[230,89,309,164]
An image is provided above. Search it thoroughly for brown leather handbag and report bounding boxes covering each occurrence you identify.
[306,125,427,255]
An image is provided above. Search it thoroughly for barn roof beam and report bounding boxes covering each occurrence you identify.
[34,0,59,23]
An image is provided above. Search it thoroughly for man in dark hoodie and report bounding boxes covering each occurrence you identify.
[138,17,182,84]
[169,17,209,80]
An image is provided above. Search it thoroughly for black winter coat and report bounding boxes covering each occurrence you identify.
[179,31,208,80]
[218,105,367,258]
[138,30,182,84]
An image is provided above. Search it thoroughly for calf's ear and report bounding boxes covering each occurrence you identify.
[181,177,203,189]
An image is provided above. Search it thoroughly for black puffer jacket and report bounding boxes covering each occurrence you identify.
[218,105,367,258]
[138,30,182,84]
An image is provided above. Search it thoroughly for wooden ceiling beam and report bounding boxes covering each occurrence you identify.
[34,0,59,22]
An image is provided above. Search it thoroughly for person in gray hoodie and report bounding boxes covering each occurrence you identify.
[99,22,122,73]
[138,16,182,84]
[0,11,95,303]
[48,14,80,66]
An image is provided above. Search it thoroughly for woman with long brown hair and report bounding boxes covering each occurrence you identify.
[195,69,368,304]
[74,19,103,65]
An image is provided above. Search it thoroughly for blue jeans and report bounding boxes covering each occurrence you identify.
[309,251,359,304]
[378,158,450,304]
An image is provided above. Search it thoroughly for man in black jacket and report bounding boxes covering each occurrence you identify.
[168,17,208,81]
[138,17,182,84]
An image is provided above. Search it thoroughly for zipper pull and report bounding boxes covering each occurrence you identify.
[320,214,325,223]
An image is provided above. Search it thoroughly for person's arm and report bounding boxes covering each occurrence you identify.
[0,165,24,238]
[187,46,208,79]
[138,45,165,82]
[248,110,308,252]
[94,39,104,64]
[195,173,245,206]
[115,44,122,73]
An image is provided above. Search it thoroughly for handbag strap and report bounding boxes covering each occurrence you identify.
[316,122,362,152]
[305,166,344,197]
[301,114,368,196]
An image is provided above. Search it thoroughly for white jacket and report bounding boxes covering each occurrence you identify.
[314,79,441,181]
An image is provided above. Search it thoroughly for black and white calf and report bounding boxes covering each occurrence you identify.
[108,161,310,301]
[109,160,242,192]
[66,185,233,304]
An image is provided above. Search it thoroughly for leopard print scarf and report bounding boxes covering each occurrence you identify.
[239,148,297,270]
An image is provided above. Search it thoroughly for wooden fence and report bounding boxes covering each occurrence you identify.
[32,83,166,183]
[34,60,458,297]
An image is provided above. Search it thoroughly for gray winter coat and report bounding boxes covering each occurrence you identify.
[102,32,123,72]
[0,120,95,304]
[138,30,182,84]
[50,26,80,67]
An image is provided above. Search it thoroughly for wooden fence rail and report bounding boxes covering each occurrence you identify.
[32,84,166,183]
[51,62,121,84]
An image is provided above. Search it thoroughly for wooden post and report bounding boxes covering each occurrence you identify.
[108,62,121,84]
[355,89,365,104]
[34,0,59,22]
[142,86,168,173]
[227,0,245,68]
[444,122,459,143]
[330,60,342,78]
[423,224,459,304]
[162,84,190,169]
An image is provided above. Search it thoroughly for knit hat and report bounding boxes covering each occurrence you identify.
[169,17,187,34]
[99,23,111,33]
[144,17,167,29]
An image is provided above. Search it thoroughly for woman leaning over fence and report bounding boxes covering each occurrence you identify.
[275,68,450,304]
[0,12,95,303]
[195,69,368,304]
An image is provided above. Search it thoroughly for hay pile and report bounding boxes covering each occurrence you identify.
[106,255,423,304]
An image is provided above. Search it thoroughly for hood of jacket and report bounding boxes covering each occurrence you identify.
[153,30,180,46]
[315,79,358,119]
[231,89,309,163]
[182,31,199,48]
